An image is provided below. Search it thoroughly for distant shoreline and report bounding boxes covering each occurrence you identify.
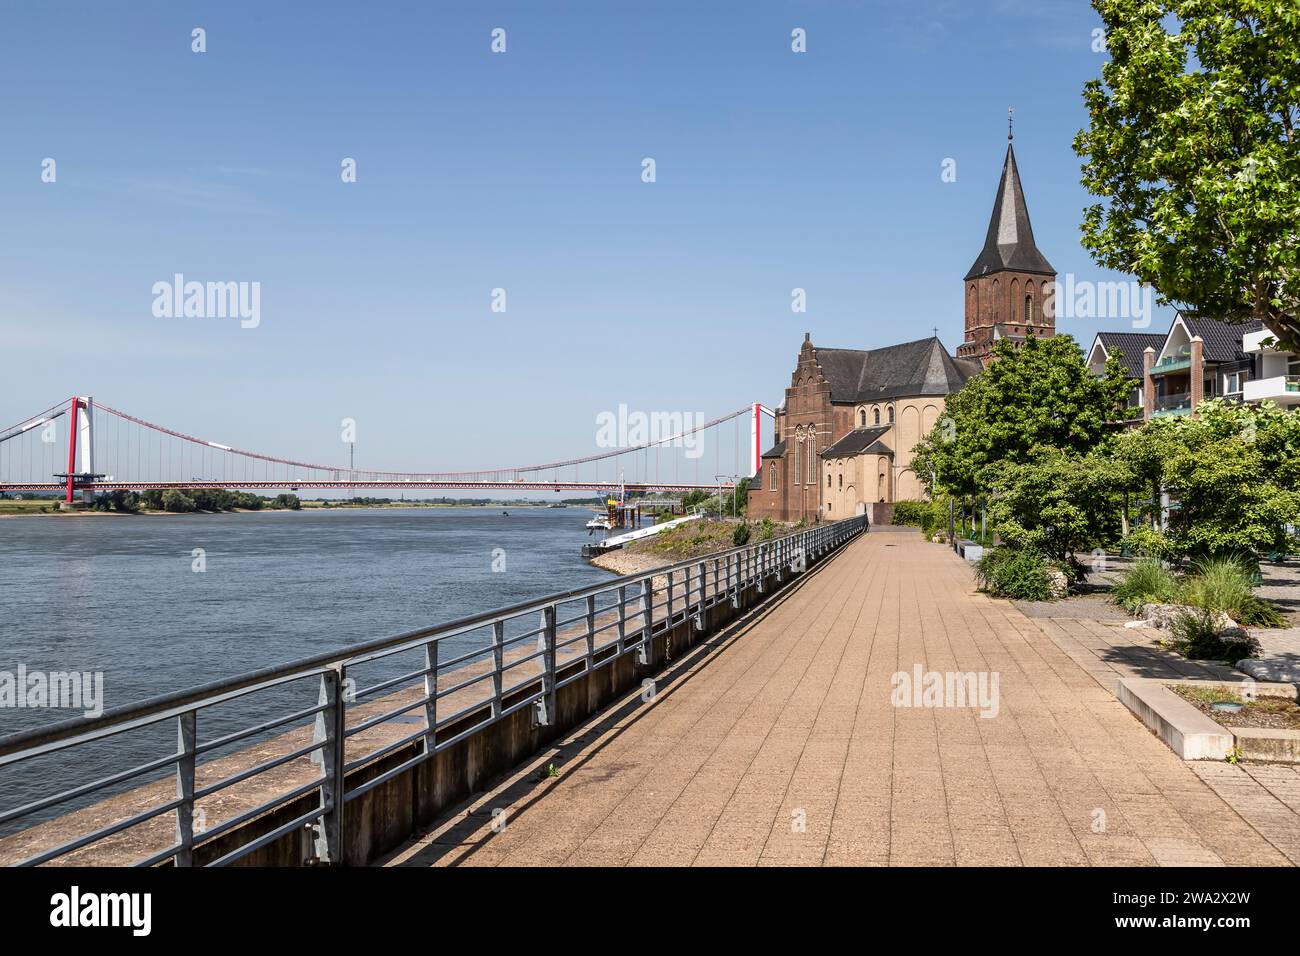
[0,501,592,518]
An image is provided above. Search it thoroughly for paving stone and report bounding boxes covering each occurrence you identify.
[385,533,1295,867]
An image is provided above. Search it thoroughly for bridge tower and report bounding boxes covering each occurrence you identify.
[751,403,773,478]
[60,396,98,503]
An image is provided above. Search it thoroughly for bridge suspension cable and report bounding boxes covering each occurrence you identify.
[0,398,763,498]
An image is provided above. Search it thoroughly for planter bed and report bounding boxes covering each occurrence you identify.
[1118,677,1300,763]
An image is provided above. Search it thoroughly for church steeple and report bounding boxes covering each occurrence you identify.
[964,141,1054,280]
[956,118,1057,367]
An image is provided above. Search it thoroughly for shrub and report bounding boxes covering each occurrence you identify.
[731,523,751,547]
[757,517,775,541]
[1182,555,1252,614]
[1112,557,1179,615]
[1167,607,1259,664]
[1238,597,1288,628]
[891,500,930,526]
[974,547,1055,601]
[1122,525,1175,561]
[1182,556,1287,627]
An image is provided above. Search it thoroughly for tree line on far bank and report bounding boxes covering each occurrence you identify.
[91,489,301,513]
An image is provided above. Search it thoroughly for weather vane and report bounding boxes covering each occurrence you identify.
[1008,106,1015,141]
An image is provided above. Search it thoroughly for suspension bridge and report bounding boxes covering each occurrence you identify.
[0,397,774,503]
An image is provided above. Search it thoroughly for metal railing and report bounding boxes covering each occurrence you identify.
[0,514,866,867]
[1152,391,1192,413]
[1151,346,1192,374]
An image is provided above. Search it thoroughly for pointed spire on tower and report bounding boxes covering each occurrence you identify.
[964,122,1054,280]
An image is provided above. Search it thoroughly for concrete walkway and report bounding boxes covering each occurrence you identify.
[385,532,1294,867]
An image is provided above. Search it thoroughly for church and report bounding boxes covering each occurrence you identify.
[747,131,1057,524]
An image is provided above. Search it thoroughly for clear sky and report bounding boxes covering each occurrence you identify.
[0,0,1170,477]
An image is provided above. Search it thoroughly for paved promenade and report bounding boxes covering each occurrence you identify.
[386,530,1296,867]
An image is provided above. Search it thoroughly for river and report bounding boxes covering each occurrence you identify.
[0,506,614,833]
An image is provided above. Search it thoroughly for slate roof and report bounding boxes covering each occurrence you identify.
[820,426,893,459]
[760,440,787,459]
[1181,316,1264,363]
[811,336,978,403]
[964,142,1055,280]
[1093,332,1165,377]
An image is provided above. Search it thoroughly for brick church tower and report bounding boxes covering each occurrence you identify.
[956,125,1056,365]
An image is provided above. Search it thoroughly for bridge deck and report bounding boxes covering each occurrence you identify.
[386,531,1293,867]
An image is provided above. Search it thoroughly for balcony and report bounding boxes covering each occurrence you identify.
[1150,347,1192,375]
[1151,391,1193,417]
[1243,375,1300,406]
[1242,329,1291,354]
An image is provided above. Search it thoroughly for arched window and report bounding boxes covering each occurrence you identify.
[807,433,816,484]
[838,473,843,489]
[1025,295,1033,326]
[887,405,895,424]
[858,408,866,427]
[873,407,881,425]
[826,473,831,489]
[768,462,777,490]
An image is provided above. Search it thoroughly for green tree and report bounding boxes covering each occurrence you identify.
[162,489,196,513]
[984,448,1128,572]
[913,335,1130,498]
[1075,0,1300,349]
[1114,399,1300,557]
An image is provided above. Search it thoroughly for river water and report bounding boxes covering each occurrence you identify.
[0,507,614,833]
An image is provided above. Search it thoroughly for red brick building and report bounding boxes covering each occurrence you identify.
[747,133,1056,523]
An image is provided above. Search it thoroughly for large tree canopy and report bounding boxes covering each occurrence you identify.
[912,334,1130,498]
[1075,0,1300,348]
[1113,398,1300,556]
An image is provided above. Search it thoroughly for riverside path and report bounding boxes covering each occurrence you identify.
[385,529,1295,867]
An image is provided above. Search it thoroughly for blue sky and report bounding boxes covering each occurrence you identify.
[0,0,1169,478]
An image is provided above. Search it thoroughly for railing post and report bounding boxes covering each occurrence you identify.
[730,553,740,608]
[491,621,504,718]
[534,605,556,727]
[694,560,706,630]
[313,667,346,864]
[616,585,627,654]
[668,569,675,621]
[585,594,596,666]
[174,711,196,867]
[422,640,438,756]
[638,579,652,664]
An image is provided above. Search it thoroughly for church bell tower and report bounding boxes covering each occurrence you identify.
[956,112,1057,366]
